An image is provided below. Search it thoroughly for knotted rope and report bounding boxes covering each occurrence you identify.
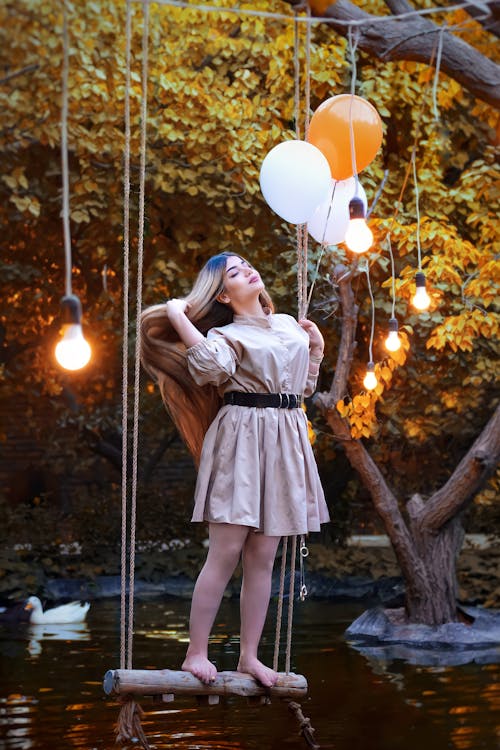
[116,2,150,747]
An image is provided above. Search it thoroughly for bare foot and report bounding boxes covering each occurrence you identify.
[182,654,217,684]
[237,657,278,688]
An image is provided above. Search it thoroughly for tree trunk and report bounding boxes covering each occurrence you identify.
[406,495,464,623]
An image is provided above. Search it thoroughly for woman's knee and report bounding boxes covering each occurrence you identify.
[206,526,248,572]
[242,535,280,573]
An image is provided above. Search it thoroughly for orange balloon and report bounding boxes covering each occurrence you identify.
[308,95,383,181]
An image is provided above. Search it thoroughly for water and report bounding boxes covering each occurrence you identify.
[1,597,499,749]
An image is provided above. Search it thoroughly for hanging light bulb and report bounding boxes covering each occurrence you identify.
[363,361,377,391]
[55,295,91,371]
[344,196,373,254]
[385,317,401,352]
[412,271,431,311]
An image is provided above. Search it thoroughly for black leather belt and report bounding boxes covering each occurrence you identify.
[224,392,303,409]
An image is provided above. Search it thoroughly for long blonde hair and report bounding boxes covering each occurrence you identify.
[140,252,274,465]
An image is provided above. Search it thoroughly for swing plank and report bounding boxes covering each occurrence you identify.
[103,669,307,700]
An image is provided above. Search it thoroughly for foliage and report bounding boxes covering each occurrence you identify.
[0,0,498,545]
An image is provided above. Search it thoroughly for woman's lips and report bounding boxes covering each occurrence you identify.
[249,274,260,284]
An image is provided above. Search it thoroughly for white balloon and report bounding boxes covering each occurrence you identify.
[259,140,332,224]
[308,178,368,245]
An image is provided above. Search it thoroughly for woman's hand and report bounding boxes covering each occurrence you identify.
[166,298,190,319]
[165,298,202,348]
[298,318,324,358]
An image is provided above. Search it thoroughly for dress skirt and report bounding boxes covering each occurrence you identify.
[186,312,330,537]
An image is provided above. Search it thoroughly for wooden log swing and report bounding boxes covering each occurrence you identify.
[97,2,319,749]
[103,668,308,704]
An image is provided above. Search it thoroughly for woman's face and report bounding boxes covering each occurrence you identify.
[221,255,264,307]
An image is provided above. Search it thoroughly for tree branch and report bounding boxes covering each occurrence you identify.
[384,0,414,13]
[0,64,39,86]
[315,269,427,584]
[302,0,500,108]
[466,0,500,39]
[420,403,500,531]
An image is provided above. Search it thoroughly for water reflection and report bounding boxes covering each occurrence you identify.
[0,694,37,750]
[0,599,498,749]
[27,623,90,658]
[349,640,500,667]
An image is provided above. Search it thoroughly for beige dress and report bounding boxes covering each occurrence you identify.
[186,312,330,536]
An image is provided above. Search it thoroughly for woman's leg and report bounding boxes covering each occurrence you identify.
[182,523,249,683]
[237,532,281,687]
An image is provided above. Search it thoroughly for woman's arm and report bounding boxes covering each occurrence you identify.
[166,299,204,348]
[298,318,324,396]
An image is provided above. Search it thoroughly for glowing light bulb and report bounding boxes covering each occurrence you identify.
[412,271,431,311]
[385,317,401,352]
[344,196,373,254]
[54,295,91,371]
[363,362,377,391]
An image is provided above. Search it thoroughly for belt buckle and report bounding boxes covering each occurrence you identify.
[289,394,297,409]
[281,393,289,409]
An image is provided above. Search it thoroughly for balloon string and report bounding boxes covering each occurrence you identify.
[321,182,336,245]
[293,11,301,140]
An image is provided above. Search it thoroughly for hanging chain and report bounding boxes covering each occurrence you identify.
[299,535,309,602]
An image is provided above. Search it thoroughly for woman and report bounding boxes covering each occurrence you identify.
[140,252,329,688]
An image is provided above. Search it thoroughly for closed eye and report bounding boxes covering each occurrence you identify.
[226,260,252,277]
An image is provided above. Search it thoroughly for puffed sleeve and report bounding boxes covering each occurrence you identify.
[186,331,238,386]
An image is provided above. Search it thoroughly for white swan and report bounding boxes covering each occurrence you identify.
[25,596,90,625]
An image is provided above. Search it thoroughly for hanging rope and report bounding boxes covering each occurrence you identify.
[273,536,288,672]
[120,0,132,675]
[288,701,321,750]
[294,3,312,321]
[116,4,151,748]
[285,534,298,674]
[126,0,150,671]
[115,697,152,750]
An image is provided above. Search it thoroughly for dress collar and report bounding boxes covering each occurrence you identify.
[233,312,272,327]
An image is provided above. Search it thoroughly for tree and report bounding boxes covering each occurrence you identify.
[288,0,500,623]
[317,263,499,623]
[0,0,498,623]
